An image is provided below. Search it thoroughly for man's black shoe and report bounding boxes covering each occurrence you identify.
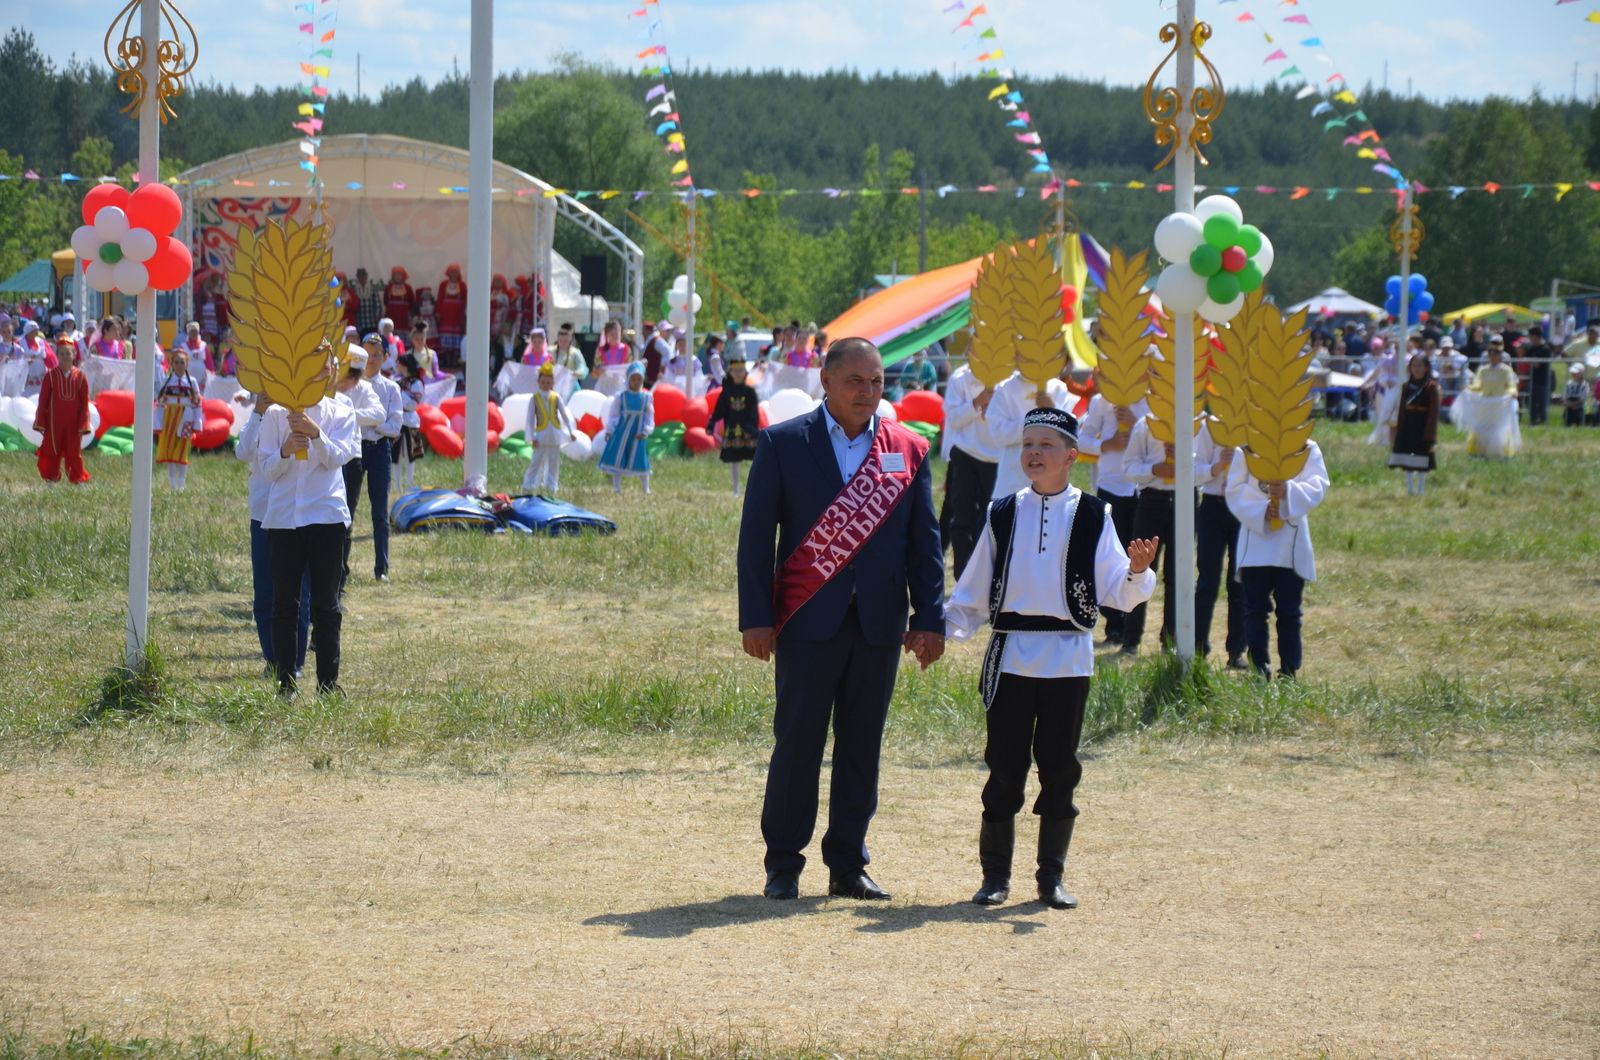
[763,871,799,900]
[828,871,890,900]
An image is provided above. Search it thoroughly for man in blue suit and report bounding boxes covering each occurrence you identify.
[738,337,946,901]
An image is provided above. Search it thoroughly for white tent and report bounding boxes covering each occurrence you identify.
[172,134,643,334]
[1288,287,1383,318]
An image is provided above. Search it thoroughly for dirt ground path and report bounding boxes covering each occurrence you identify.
[1,746,1595,1058]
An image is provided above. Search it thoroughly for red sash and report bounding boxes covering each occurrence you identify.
[773,420,927,632]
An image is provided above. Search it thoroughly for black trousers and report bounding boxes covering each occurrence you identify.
[763,608,900,876]
[1240,565,1304,675]
[341,438,393,591]
[1123,488,1179,650]
[270,522,345,692]
[941,447,998,579]
[1097,489,1139,640]
[1529,365,1550,425]
[982,673,1090,822]
[1195,493,1244,659]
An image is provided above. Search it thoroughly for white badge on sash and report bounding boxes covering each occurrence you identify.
[880,452,906,474]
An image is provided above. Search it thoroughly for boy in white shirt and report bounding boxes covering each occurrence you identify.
[947,407,1157,910]
[1224,439,1330,679]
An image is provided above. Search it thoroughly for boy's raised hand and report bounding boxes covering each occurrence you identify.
[1127,537,1159,574]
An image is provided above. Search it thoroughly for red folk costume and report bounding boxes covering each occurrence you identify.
[384,267,415,330]
[436,264,467,362]
[33,361,91,484]
[511,275,530,337]
[336,272,358,329]
[490,274,511,336]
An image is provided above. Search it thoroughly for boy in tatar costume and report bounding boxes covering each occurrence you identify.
[522,361,575,494]
[947,407,1158,909]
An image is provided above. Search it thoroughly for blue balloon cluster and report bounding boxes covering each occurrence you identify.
[1384,273,1434,324]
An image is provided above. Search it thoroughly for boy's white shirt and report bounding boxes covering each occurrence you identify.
[1223,439,1329,582]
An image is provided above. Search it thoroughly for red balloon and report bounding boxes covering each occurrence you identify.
[126,183,183,237]
[1221,246,1249,274]
[898,389,946,428]
[680,396,710,431]
[448,413,465,434]
[192,416,232,451]
[703,386,722,414]
[424,423,464,459]
[577,413,603,439]
[81,184,130,226]
[95,389,136,431]
[758,406,770,429]
[486,401,505,435]
[200,397,232,422]
[684,426,717,454]
[417,403,448,430]
[486,429,501,452]
[439,395,467,419]
[652,383,686,424]
[145,237,192,292]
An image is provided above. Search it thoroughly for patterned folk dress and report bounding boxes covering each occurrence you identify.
[155,371,204,466]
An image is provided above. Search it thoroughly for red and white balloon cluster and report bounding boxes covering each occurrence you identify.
[69,184,193,297]
[1152,195,1275,325]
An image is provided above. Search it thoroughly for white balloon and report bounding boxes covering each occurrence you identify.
[0,395,44,448]
[70,224,100,261]
[500,393,532,437]
[112,260,149,295]
[1194,195,1244,225]
[1198,294,1246,325]
[1154,212,1204,263]
[669,274,690,293]
[85,260,119,293]
[566,388,612,425]
[763,388,820,425]
[122,227,158,263]
[1255,232,1276,277]
[560,432,592,461]
[81,404,101,450]
[1155,264,1208,314]
[876,397,898,421]
[667,307,690,330]
[688,292,703,314]
[93,206,130,238]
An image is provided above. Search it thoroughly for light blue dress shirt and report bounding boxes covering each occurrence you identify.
[820,403,878,481]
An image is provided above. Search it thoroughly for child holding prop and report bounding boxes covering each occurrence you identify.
[946,407,1157,910]
[155,347,205,491]
[1226,298,1329,680]
[706,352,759,496]
[598,361,654,494]
[32,336,91,485]
[522,362,575,494]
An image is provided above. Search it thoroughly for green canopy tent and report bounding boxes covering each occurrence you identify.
[0,259,54,295]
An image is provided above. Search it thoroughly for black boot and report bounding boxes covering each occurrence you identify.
[971,817,1014,906]
[1036,816,1078,909]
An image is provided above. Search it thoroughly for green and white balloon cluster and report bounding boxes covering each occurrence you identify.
[1152,195,1275,325]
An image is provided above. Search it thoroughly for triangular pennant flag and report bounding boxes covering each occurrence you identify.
[1325,188,1340,200]
[1310,101,1334,117]
[670,160,688,174]
[320,29,335,42]
[1334,89,1358,104]
[1237,11,1255,20]
[1264,49,1288,62]
[979,27,997,39]
[645,84,667,102]
[1296,84,1317,99]
[988,83,1010,100]
[1284,13,1311,23]
[1290,186,1311,200]
[1324,118,1348,130]
[1301,36,1322,46]
[1278,65,1303,78]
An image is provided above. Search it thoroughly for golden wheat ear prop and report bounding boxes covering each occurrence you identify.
[1093,247,1154,408]
[1243,295,1315,489]
[229,216,345,415]
[1208,288,1266,449]
[1148,315,1209,445]
[1010,236,1066,395]
[967,242,1019,389]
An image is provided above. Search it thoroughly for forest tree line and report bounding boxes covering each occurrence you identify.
[3,29,1598,325]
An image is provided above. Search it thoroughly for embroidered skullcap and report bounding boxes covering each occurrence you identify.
[346,344,368,369]
[1023,406,1079,445]
[626,360,646,379]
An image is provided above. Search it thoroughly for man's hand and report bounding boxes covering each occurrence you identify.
[742,627,776,663]
[1127,537,1159,574]
[1267,480,1287,501]
[1153,461,1175,480]
[280,433,311,459]
[1266,498,1281,523]
[1114,405,1136,427]
[903,631,946,670]
[973,387,994,417]
[287,410,320,439]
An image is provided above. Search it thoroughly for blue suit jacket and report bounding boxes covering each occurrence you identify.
[737,406,945,647]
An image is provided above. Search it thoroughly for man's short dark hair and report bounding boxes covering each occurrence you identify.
[823,337,880,371]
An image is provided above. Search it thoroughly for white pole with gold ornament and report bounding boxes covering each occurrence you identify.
[462,0,493,495]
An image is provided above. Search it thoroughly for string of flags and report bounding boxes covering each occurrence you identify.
[10,171,1600,203]
[1554,0,1600,23]
[291,0,339,182]
[943,0,1062,198]
[630,0,694,190]
[1219,0,1406,188]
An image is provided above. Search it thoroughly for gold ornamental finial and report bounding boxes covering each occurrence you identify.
[1390,199,1424,258]
[1142,21,1225,171]
[104,0,199,123]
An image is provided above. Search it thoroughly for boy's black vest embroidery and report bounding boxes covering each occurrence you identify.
[980,490,1107,709]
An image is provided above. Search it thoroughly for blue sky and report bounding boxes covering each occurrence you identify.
[24,0,1600,102]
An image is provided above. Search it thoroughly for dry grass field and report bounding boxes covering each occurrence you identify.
[1,421,1598,1058]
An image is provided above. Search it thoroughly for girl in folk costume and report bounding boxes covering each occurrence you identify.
[598,361,655,493]
[412,286,437,336]
[435,264,467,366]
[91,317,126,360]
[180,321,211,379]
[156,348,206,490]
[1450,336,1521,458]
[215,327,239,377]
[522,362,575,494]
[383,267,414,330]
[489,274,512,337]
[391,353,427,491]
[408,322,442,381]
[33,338,92,484]
[946,408,1158,909]
[593,319,632,397]
[521,328,552,367]
[509,275,530,337]
[1389,352,1440,496]
[707,352,759,496]
[21,322,53,397]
